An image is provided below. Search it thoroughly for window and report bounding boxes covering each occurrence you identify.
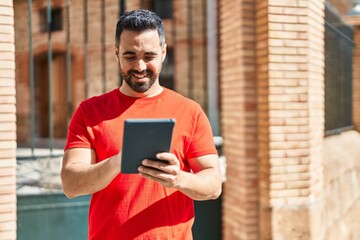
[154,0,173,19]
[40,8,63,33]
[159,48,174,90]
[324,3,354,135]
[141,0,173,19]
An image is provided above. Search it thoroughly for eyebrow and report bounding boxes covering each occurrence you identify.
[122,51,158,56]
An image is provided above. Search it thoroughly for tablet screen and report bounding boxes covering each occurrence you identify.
[120,118,175,174]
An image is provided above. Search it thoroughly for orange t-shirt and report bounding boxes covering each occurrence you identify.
[65,88,217,240]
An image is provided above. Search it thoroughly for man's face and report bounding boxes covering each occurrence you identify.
[116,29,166,93]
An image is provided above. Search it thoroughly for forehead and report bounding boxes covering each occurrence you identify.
[119,29,161,52]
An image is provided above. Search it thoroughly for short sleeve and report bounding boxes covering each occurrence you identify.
[64,102,94,151]
[186,108,217,159]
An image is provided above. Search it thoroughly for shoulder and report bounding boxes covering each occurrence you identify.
[71,89,121,128]
[163,88,201,109]
[79,89,118,110]
[84,89,117,104]
[162,88,206,125]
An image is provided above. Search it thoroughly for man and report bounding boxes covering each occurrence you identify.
[61,9,222,240]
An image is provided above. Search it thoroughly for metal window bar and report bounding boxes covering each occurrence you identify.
[47,0,54,152]
[187,0,194,99]
[84,0,89,99]
[206,0,219,136]
[118,0,125,86]
[66,0,72,127]
[18,0,68,192]
[101,0,106,93]
[324,4,354,136]
[28,0,35,156]
[23,0,72,160]
[120,0,125,16]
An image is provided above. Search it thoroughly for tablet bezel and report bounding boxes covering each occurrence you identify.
[120,118,175,174]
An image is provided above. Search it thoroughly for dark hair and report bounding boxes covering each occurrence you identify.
[115,9,165,47]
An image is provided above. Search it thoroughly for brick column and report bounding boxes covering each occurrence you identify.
[0,1,17,239]
[256,1,271,238]
[354,25,360,131]
[354,26,360,131]
[219,0,259,239]
[256,0,325,239]
[173,0,191,98]
[344,15,360,131]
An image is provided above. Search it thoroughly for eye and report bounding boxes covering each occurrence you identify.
[145,55,157,61]
[124,56,136,61]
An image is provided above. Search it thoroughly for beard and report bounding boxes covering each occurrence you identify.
[120,69,158,93]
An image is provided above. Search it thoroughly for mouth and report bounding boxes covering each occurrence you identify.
[132,73,150,80]
[130,70,153,82]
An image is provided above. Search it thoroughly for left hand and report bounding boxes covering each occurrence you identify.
[138,152,183,188]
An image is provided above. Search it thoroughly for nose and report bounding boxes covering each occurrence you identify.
[134,59,147,72]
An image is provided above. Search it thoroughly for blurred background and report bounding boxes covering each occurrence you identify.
[1,0,360,239]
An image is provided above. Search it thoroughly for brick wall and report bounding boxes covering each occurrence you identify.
[353,25,360,131]
[11,1,360,239]
[256,1,271,238]
[0,1,17,239]
[14,0,120,144]
[321,131,360,240]
[125,0,209,108]
[173,0,190,98]
[173,0,207,107]
[15,0,209,145]
[326,14,360,240]
[254,0,325,239]
[307,1,326,238]
[251,1,360,239]
[265,0,325,239]
[219,0,259,239]
[14,0,30,143]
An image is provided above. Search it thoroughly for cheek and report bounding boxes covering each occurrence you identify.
[119,62,131,72]
[120,60,161,73]
[149,62,162,73]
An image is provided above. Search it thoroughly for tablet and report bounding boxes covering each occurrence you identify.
[120,118,176,174]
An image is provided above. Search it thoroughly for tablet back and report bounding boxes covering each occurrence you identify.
[121,118,175,174]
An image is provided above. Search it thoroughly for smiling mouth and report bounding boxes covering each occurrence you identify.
[133,73,149,79]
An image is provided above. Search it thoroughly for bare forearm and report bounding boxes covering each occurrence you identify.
[138,153,222,200]
[176,169,222,201]
[61,154,120,198]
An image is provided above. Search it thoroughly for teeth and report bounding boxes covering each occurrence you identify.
[134,74,147,78]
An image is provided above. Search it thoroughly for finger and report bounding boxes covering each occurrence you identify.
[139,171,172,187]
[142,159,169,171]
[138,167,177,188]
[156,152,177,165]
[139,160,180,178]
[138,165,172,181]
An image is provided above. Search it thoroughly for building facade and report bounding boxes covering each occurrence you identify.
[0,1,16,239]
[2,0,360,239]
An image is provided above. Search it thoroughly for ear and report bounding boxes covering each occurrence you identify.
[161,43,167,63]
[115,45,120,61]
